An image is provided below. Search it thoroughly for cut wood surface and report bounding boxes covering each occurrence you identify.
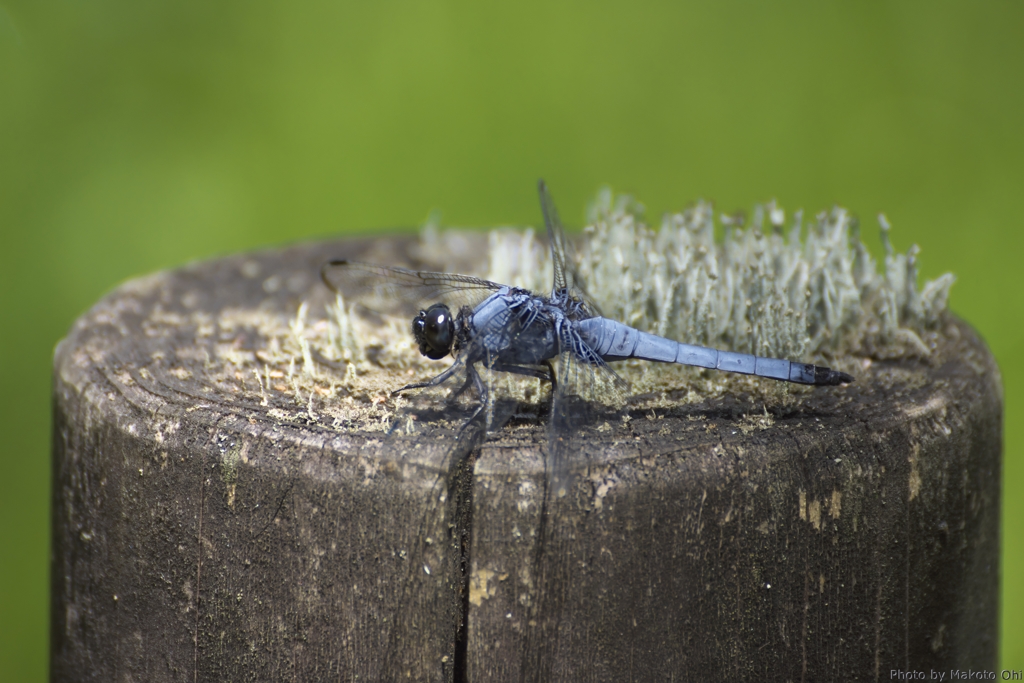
[51,235,1002,682]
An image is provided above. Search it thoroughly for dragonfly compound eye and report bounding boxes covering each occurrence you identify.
[412,303,454,360]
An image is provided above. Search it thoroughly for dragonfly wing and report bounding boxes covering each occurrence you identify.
[518,338,626,678]
[537,180,606,318]
[538,179,570,294]
[321,259,503,313]
[547,338,627,496]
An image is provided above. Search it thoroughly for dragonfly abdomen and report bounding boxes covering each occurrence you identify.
[576,317,853,386]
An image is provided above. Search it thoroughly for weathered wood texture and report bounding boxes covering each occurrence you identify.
[52,236,1002,682]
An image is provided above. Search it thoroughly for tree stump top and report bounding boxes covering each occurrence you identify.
[56,231,998,466]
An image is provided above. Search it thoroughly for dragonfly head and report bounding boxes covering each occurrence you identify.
[412,303,455,360]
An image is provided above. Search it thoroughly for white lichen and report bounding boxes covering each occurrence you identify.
[324,292,365,366]
[484,227,553,294]
[573,187,954,363]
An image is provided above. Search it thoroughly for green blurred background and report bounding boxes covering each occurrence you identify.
[1,1,1020,678]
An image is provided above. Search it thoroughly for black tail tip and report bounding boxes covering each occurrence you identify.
[831,371,855,385]
[813,366,855,386]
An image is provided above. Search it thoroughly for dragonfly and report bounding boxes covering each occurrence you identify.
[322,180,853,462]
[320,180,853,677]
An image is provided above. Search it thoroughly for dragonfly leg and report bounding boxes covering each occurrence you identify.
[448,363,551,405]
[454,364,490,435]
[449,363,483,402]
[489,363,554,383]
[391,360,464,396]
[545,360,557,393]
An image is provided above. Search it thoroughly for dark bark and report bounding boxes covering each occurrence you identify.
[51,235,1002,682]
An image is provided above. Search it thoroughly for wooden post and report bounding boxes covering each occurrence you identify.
[51,235,1002,682]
